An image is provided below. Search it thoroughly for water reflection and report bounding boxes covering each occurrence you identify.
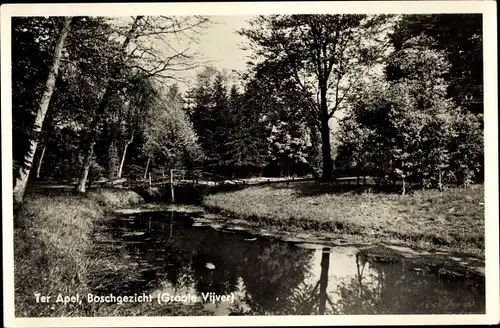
[99,210,485,315]
[330,252,485,314]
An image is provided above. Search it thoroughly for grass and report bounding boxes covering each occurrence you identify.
[203,182,485,256]
[14,189,210,317]
[87,188,145,208]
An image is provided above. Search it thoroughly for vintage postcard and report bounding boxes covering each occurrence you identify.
[1,1,498,327]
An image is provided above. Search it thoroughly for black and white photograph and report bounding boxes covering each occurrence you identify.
[1,1,498,327]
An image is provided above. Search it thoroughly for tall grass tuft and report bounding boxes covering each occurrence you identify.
[87,188,144,208]
[15,194,103,316]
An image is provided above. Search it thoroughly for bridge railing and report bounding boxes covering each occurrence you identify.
[170,169,247,186]
[125,169,255,188]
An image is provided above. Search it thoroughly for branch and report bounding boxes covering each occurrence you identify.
[328,39,392,117]
[291,63,320,115]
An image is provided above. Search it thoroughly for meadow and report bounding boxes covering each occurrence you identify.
[204,181,485,256]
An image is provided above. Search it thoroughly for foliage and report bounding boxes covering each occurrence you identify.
[240,14,395,180]
[142,84,202,173]
[388,14,483,114]
[242,60,320,177]
[12,16,210,189]
[11,14,483,192]
[186,67,269,178]
[337,35,483,190]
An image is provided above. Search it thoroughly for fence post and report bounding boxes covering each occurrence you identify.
[170,169,175,203]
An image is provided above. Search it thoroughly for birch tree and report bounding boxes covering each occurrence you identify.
[13,17,73,206]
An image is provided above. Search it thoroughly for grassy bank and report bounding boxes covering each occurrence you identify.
[203,182,485,256]
[14,189,209,317]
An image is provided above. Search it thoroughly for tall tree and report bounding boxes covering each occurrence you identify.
[142,84,202,176]
[388,14,483,114]
[240,14,394,180]
[13,17,73,206]
[337,35,483,192]
[116,75,157,178]
[76,16,144,192]
[76,15,210,192]
[243,60,320,177]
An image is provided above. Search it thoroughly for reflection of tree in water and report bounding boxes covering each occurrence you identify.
[229,241,314,315]
[189,231,243,296]
[331,252,485,314]
[103,214,485,315]
[228,247,329,316]
[275,248,336,315]
[112,211,314,314]
[108,212,197,294]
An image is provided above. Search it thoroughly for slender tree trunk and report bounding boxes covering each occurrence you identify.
[144,156,151,179]
[13,17,72,206]
[402,177,406,195]
[36,144,47,179]
[117,143,129,179]
[117,135,134,178]
[76,88,111,193]
[76,141,95,193]
[319,87,333,181]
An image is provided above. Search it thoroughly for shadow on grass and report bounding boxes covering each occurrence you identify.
[267,180,409,197]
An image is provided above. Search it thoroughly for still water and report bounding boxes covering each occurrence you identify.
[96,210,485,315]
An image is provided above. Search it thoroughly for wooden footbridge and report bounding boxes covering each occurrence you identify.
[126,169,316,189]
[124,169,315,202]
[127,169,249,188]
[125,169,264,203]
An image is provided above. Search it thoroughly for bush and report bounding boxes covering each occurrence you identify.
[86,189,144,208]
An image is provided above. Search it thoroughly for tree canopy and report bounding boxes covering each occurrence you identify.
[11,14,484,203]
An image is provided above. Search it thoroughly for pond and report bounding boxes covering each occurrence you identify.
[95,209,485,315]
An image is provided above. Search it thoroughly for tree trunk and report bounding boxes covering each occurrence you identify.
[36,144,47,179]
[117,143,128,179]
[319,87,333,181]
[76,87,111,192]
[13,17,72,206]
[76,141,95,193]
[144,156,151,179]
[117,135,134,178]
[402,177,406,195]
